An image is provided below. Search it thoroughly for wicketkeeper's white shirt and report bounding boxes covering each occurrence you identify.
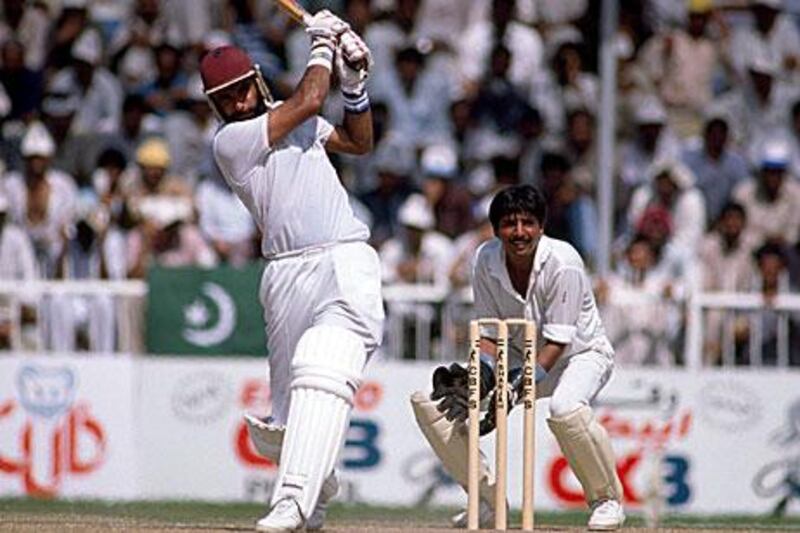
[472,235,614,362]
[212,111,370,257]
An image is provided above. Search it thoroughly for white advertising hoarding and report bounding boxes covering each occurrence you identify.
[1,354,798,516]
[0,355,138,499]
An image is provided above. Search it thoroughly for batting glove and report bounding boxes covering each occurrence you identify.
[306,10,348,70]
[340,29,373,71]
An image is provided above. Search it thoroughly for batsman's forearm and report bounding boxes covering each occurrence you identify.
[342,108,373,153]
[294,64,331,114]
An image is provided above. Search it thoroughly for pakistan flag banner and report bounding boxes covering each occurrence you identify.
[146,264,266,356]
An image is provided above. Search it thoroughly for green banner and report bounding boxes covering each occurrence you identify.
[146,264,266,356]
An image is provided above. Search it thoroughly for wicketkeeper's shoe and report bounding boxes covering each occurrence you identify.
[255,498,305,532]
[450,499,495,528]
[588,499,625,530]
[306,472,340,530]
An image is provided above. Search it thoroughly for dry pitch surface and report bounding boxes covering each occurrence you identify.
[1,500,798,532]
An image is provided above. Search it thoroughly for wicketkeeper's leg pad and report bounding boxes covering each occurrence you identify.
[270,324,366,520]
[547,404,623,505]
[410,391,497,509]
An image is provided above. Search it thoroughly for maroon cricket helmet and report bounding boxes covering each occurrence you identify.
[200,46,255,94]
[199,45,272,121]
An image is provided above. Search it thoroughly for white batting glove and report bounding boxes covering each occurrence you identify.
[306,10,349,41]
[306,10,349,71]
[336,46,367,93]
[339,29,373,70]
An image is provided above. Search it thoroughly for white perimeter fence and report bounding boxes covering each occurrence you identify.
[0,280,798,368]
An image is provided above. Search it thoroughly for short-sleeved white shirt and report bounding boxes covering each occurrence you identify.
[472,235,614,361]
[212,111,370,257]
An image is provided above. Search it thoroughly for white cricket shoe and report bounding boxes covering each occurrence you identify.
[256,498,305,532]
[588,499,625,531]
[306,473,339,530]
[450,500,495,529]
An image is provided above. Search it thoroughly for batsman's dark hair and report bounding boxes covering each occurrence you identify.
[488,184,548,232]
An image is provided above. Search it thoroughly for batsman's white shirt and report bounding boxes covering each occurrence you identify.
[213,112,384,423]
[472,235,614,410]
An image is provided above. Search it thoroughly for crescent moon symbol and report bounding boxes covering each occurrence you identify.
[183,282,237,347]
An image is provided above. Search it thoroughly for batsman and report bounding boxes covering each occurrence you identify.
[200,9,382,532]
[411,184,626,530]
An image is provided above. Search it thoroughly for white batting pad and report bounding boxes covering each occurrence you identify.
[547,405,622,504]
[410,391,497,509]
[270,325,366,519]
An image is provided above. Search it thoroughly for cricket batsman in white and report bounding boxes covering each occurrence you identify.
[411,184,626,530]
[200,11,383,532]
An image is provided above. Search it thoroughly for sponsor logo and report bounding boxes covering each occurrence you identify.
[171,371,232,424]
[697,379,761,432]
[0,365,106,497]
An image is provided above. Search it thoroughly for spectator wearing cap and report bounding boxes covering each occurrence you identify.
[164,73,214,184]
[628,159,706,260]
[458,0,544,99]
[617,95,683,192]
[698,202,757,364]
[0,0,50,71]
[379,193,454,287]
[638,0,725,138]
[530,27,598,136]
[126,194,217,278]
[681,109,749,225]
[371,44,454,147]
[195,152,256,267]
[0,39,44,122]
[124,137,192,212]
[358,136,418,246]
[727,0,800,81]
[419,143,473,238]
[0,190,38,349]
[49,29,124,135]
[732,137,800,246]
[2,122,77,277]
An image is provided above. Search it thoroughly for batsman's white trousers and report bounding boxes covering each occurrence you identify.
[260,241,384,424]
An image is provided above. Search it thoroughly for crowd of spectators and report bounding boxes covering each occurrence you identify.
[0,0,799,363]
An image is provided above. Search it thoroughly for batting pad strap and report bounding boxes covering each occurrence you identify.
[342,90,369,114]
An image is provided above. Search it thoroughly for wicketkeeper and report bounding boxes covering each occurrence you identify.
[411,184,625,530]
[200,10,383,532]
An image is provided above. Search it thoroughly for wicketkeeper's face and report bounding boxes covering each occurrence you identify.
[211,78,260,122]
[497,212,543,261]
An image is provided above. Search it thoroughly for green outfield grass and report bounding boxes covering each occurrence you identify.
[2,498,800,530]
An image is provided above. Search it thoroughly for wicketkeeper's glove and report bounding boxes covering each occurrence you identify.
[478,365,548,436]
[430,360,495,424]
